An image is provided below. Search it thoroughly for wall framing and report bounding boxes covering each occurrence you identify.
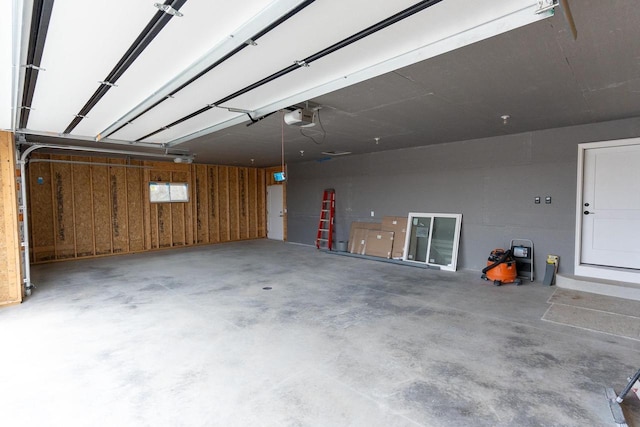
[27,154,268,263]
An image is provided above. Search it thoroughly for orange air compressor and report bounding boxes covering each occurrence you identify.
[481,249,522,286]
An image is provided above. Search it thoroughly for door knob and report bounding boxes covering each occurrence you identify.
[584,202,590,207]
[583,211,593,215]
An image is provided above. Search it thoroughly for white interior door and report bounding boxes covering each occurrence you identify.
[581,144,640,269]
[267,185,284,241]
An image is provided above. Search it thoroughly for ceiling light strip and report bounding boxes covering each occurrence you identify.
[135,0,442,142]
[18,0,54,130]
[62,0,187,135]
[103,0,316,139]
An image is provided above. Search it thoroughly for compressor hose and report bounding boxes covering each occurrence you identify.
[482,249,514,274]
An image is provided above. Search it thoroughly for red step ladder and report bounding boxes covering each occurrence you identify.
[316,189,335,250]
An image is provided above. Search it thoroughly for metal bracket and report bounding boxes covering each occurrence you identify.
[154,3,184,17]
[294,59,310,67]
[22,64,46,71]
[98,80,118,87]
[244,39,258,46]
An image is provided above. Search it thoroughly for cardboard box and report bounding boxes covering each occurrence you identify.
[381,216,407,233]
[349,228,370,254]
[391,230,407,259]
[364,230,394,259]
[348,221,382,254]
[382,216,408,259]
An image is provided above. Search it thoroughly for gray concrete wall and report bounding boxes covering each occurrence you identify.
[286,117,640,279]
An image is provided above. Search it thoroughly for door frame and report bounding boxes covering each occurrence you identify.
[574,137,640,284]
[267,184,285,241]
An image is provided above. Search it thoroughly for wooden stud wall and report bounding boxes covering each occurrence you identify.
[27,154,267,263]
[0,132,22,306]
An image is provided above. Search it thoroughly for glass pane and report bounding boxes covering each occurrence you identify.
[407,216,431,262]
[428,217,457,266]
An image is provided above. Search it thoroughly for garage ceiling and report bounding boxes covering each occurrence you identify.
[5,0,640,166]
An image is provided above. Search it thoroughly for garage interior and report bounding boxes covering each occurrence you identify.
[1,1,640,426]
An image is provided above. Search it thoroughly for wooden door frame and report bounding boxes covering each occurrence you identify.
[574,137,640,284]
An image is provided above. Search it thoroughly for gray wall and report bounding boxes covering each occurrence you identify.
[286,117,640,279]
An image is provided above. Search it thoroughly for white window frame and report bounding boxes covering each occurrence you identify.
[403,213,462,271]
[149,181,190,203]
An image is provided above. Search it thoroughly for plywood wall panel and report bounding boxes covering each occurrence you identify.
[27,155,269,263]
[239,168,249,239]
[229,167,239,241]
[51,157,76,259]
[72,157,95,257]
[171,171,188,246]
[193,165,207,244]
[218,166,229,242]
[143,168,152,250]
[184,171,194,246]
[127,162,144,252]
[257,169,266,237]
[91,161,112,256]
[248,168,258,238]
[109,160,129,254]
[151,171,172,248]
[29,158,55,261]
[0,131,22,305]
[206,166,219,243]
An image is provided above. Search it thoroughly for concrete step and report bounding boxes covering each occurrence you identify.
[543,288,640,341]
[556,274,640,302]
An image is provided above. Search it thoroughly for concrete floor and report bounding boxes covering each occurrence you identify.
[1,240,639,426]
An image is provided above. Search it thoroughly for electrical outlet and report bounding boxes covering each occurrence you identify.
[534,196,541,204]
[370,211,375,217]
[545,196,552,204]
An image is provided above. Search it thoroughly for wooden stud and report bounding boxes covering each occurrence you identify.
[0,131,22,305]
